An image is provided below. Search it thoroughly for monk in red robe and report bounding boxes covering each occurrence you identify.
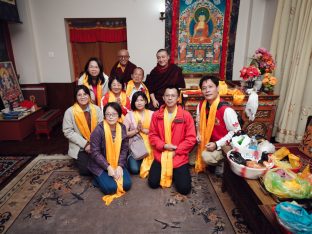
[145,49,185,110]
[110,49,137,84]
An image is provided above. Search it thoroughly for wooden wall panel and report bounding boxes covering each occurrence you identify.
[44,82,76,113]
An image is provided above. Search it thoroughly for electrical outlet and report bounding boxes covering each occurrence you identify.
[48,51,55,58]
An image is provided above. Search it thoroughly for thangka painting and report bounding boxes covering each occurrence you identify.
[0,61,24,109]
[168,0,236,79]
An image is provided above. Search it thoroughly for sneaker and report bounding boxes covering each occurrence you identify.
[215,161,224,177]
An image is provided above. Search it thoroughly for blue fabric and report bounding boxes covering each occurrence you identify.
[95,168,132,195]
[276,202,312,234]
[127,156,142,174]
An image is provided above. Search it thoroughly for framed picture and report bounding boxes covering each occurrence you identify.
[0,61,24,109]
[165,0,240,80]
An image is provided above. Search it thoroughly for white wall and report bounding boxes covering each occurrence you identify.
[10,0,277,83]
[10,0,165,83]
[232,0,277,80]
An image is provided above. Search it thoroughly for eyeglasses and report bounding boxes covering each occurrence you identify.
[118,56,129,59]
[105,113,118,118]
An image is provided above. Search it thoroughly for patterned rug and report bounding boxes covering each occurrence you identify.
[207,172,252,234]
[0,156,33,190]
[0,155,247,233]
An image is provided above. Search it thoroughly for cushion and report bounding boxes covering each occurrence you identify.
[299,118,312,158]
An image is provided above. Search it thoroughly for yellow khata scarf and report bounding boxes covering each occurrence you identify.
[72,103,98,142]
[126,80,150,102]
[108,91,127,107]
[195,96,220,173]
[133,110,153,178]
[102,120,125,205]
[82,74,102,106]
[108,91,128,122]
[160,107,178,188]
[117,63,126,73]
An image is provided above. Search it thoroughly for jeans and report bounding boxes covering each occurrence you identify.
[95,168,132,195]
[127,155,143,174]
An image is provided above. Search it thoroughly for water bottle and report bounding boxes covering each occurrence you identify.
[249,136,258,150]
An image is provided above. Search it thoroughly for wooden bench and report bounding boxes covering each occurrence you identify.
[35,109,62,139]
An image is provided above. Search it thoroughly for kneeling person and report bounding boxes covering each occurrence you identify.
[89,102,131,205]
[195,76,241,175]
[148,86,196,195]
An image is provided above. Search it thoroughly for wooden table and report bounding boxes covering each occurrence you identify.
[0,108,44,141]
[221,146,284,233]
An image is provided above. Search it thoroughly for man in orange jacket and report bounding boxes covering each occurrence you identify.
[148,86,196,195]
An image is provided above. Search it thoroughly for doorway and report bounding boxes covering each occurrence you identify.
[65,18,127,80]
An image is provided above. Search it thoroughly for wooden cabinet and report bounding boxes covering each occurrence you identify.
[181,90,279,140]
[0,108,44,141]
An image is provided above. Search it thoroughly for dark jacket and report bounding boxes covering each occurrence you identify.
[110,61,137,84]
[89,122,129,176]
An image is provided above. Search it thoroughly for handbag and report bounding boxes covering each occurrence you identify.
[129,134,148,160]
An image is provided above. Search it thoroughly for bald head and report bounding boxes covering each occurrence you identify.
[118,49,130,66]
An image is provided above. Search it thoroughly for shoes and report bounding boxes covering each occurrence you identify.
[215,161,224,177]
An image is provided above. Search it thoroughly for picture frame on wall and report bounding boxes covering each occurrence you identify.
[0,61,24,109]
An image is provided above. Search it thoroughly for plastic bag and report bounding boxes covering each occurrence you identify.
[272,147,301,170]
[263,168,312,199]
[245,89,258,121]
[275,202,312,234]
[258,140,275,154]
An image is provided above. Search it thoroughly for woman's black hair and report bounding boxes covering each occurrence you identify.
[131,91,149,110]
[74,85,91,102]
[199,75,219,88]
[103,102,122,118]
[108,76,125,90]
[84,57,105,85]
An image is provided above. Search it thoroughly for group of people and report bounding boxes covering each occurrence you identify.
[63,48,241,204]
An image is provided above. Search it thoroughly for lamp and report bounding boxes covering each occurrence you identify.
[159,11,166,21]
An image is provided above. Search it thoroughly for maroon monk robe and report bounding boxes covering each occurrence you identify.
[109,61,137,84]
[145,63,185,109]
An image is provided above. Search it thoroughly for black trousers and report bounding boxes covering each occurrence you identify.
[76,151,92,176]
[148,160,191,195]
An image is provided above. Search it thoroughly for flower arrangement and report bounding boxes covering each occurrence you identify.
[262,73,277,92]
[250,48,276,75]
[239,65,261,81]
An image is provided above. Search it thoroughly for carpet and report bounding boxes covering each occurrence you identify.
[0,156,33,190]
[207,172,252,234]
[0,155,246,234]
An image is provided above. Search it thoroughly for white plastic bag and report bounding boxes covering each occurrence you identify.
[245,88,258,121]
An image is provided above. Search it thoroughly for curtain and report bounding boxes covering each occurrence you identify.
[68,19,127,79]
[270,0,312,143]
[72,42,127,79]
[69,19,127,43]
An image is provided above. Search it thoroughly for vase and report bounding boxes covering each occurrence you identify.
[245,80,255,89]
[254,76,263,91]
